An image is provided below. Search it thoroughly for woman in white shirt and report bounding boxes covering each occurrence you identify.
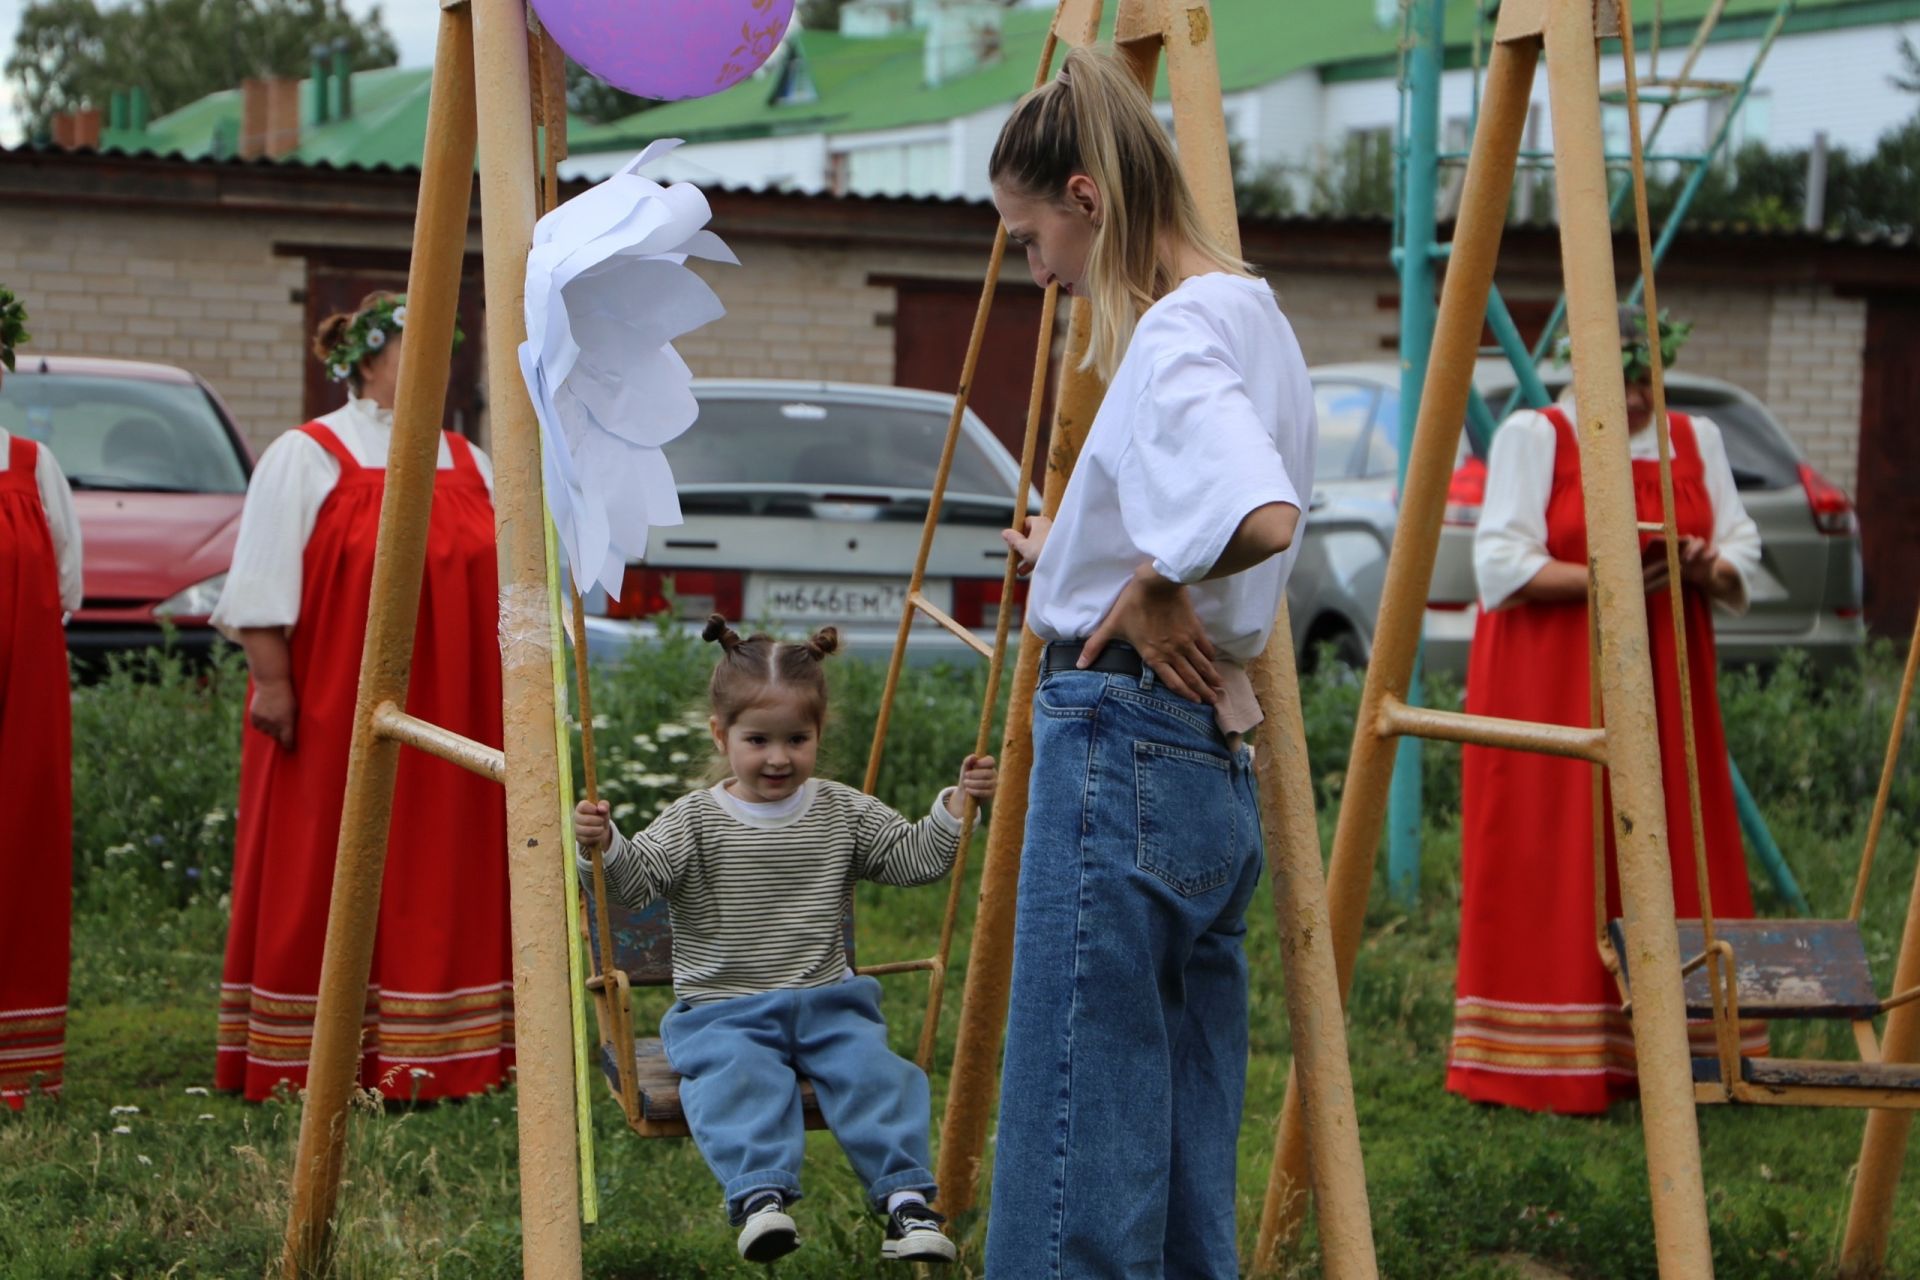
[983,47,1314,1279]
[0,305,85,1109]
[1448,308,1768,1115]
[211,292,515,1103]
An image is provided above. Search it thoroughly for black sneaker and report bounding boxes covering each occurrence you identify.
[881,1201,956,1264]
[736,1191,800,1263]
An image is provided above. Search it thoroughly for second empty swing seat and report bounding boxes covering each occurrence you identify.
[1607,917,1920,1097]
[582,878,854,1132]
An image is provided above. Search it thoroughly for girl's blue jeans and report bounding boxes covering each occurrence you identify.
[984,667,1264,1279]
[660,975,936,1224]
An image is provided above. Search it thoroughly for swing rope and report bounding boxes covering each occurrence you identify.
[565,23,1070,1119]
[1614,0,1742,1071]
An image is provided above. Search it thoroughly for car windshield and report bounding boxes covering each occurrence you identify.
[0,373,248,494]
[666,395,1013,499]
[1313,381,1378,480]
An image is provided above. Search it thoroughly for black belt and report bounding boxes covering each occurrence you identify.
[1041,641,1144,677]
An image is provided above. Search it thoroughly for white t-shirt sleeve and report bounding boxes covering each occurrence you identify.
[1474,411,1558,612]
[1116,347,1301,585]
[33,444,84,614]
[209,432,341,634]
[1689,415,1761,616]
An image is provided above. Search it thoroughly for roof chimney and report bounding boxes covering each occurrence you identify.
[240,77,270,159]
[309,43,331,125]
[129,85,149,131]
[109,89,128,131]
[331,39,353,120]
[265,77,302,158]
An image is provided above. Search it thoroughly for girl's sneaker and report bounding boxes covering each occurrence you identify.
[881,1202,956,1264]
[737,1191,800,1263]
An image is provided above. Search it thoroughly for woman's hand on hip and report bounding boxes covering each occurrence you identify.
[1081,564,1223,704]
[248,677,298,751]
[1001,515,1052,577]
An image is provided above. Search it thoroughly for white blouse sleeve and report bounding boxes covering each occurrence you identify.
[33,444,84,614]
[1474,411,1559,612]
[1115,347,1301,585]
[209,432,342,635]
[1688,415,1762,616]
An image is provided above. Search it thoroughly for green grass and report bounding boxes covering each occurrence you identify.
[5,642,1919,1277]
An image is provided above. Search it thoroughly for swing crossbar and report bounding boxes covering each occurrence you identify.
[371,702,506,781]
[910,591,994,660]
[1375,696,1610,763]
[1608,919,1883,1021]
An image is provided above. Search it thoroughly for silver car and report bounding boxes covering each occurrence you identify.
[1302,360,1865,677]
[580,379,1038,664]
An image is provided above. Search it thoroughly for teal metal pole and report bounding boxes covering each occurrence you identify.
[1729,754,1810,915]
[1389,0,1444,906]
[1486,283,1552,409]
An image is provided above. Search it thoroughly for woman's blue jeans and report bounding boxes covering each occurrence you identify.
[660,976,936,1223]
[984,667,1264,1279]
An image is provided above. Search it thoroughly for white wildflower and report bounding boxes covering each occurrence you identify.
[183,1087,210,1097]
[136,1154,153,1166]
[160,860,175,871]
[668,751,689,765]
[112,1125,131,1136]
[631,734,653,748]
[110,1105,141,1116]
[201,808,228,831]
[105,842,135,859]
[197,1113,216,1122]
[613,803,637,821]
[591,714,610,730]
[366,327,387,350]
[392,305,408,328]
[656,724,689,741]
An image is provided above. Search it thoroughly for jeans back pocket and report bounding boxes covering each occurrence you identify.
[1133,741,1236,896]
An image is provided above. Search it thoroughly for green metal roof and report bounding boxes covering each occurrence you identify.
[101,64,595,169]
[113,0,1912,170]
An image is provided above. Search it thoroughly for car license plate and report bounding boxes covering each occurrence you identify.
[763,579,910,622]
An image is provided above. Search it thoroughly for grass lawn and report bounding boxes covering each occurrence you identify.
[6,644,1918,1277]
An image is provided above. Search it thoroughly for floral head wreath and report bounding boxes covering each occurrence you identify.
[0,286,30,373]
[1552,308,1693,385]
[324,294,464,383]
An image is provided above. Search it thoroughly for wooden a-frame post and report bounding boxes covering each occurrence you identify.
[933,2,1380,1275]
[1257,0,1718,1275]
[278,2,583,1276]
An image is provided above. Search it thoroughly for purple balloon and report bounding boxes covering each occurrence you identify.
[533,0,796,102]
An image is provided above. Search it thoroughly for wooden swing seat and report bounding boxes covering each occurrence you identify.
[1608,918,1883,1021]
[583,880,855,1139]
[1607,918,1920,1108]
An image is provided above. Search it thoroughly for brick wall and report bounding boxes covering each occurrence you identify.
[0,207,411,455]
[1763,285,1867,494]
[0,200,1872,498]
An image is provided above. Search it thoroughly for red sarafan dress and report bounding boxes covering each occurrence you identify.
[217,421,513,1102]
[1449,408,1767,1114]
[0,436,73,1108]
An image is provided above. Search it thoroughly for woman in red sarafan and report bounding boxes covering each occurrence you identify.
[0,299,86,1109]
[213,292,512,1103]
[1449,308,1769,1114]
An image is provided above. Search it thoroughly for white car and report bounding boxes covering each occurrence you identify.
[580,380,1040,664]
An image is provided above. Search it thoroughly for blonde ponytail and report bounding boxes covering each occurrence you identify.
[989,45,1249,381]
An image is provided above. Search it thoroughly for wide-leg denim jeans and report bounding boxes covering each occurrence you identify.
[984,667,1264,1279]
[660,975,936,1223]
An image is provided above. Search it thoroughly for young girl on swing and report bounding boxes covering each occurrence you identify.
[573,616,997,1265]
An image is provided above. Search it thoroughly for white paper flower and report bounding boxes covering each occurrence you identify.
[519,139,737,596]
[392,305,408,328]
[366,328,387,350]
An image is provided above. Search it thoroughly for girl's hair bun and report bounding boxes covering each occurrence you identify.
[806,627,840,660]
[703,614,742,651]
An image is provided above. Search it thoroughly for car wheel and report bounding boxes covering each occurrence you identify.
[1302,622,1368,681]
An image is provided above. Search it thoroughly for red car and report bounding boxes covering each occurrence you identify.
[0,354,253,664]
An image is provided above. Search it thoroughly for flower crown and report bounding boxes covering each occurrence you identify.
[0,286,30,374]
[1552,309,1693,384]
[324,295,463,383]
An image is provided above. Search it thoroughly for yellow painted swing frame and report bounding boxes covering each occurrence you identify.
[1256,1,1920,1276]
[279,0,1384,1275]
